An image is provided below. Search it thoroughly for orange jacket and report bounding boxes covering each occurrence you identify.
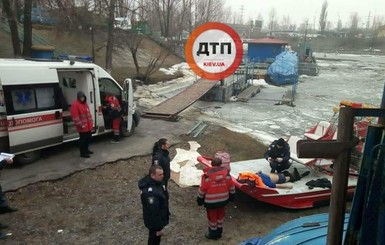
[197,166,235,208]
[238,172,267,188]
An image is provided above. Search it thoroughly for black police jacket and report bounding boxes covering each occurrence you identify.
[264,140,291,162]
[138,175,169,231]
[152,149,171,182]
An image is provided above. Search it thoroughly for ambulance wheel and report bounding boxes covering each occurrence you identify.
[120,120,135,137]
[15,150,41,165]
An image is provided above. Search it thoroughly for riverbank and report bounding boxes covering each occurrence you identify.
[2,114,329,244]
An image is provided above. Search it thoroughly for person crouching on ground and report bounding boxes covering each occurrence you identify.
[197,157,236,240]
[138,164,169,245]
[264,138,291,173]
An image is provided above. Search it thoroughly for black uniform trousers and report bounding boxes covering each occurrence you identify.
[79,131,92,155]
[148,229,161,245]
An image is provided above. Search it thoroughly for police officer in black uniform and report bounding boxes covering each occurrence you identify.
[138,164,169,245]
[264,138,291,173]
[152,138,171,189]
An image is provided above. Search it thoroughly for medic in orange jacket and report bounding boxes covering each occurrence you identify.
[105,94,121,111]
[104,93,121,142]
[197,164,236,208]
[197,158,236,240]
[70,91,93,132]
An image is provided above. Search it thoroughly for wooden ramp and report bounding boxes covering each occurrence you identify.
[142,79,218,121]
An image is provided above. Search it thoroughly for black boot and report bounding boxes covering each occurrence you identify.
[293,168,301,181]
[110,134,120,143]
[290,168,311,182]
[217,227,223,239]
[205,228,219,240]
[0,223,8,229]
[0,232,7,240]
[0,206,18,214]
[301,171,310,178]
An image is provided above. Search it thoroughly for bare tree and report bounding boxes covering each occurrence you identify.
[22,0,32,57]
[174,0,192,40]
[141,48,171,83]
[337,18,342,31]
[1,0,22,56]
[221,6,232,24]
[125,33,143,76]
[319,0,328,33]
[267,8,277,36]
[281,15,292,31]
[105,0,116,74]
[194,0,224,26]
[349,12,360,37]
[152,0,181,38]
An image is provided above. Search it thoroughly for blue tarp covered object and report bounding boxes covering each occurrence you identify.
[238,213,350,245]
[266,51,298,86]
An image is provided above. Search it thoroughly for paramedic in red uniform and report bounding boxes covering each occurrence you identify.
[70,91,94,158]
[197,157,235,240]
[104,92,121,143]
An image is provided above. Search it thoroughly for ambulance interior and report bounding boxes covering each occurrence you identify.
[58,70,97,136]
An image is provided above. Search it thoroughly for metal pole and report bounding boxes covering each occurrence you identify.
[91,26,95,63]
[378,82,385,125]
[327,107,355,245]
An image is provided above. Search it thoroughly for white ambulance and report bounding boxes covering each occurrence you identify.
[0,58,140,164]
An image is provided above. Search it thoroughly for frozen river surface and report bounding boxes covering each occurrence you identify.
[137,53,385,145]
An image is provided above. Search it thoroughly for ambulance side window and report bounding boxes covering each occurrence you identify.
[3,84,61,115]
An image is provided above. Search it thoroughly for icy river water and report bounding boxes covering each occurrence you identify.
[137,53,385,145]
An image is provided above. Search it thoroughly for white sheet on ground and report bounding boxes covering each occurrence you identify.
[170,141,203,186]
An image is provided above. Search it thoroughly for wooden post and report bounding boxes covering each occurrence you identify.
[327,107,354,245]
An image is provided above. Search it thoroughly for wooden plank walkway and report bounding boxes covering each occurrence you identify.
[142,79,218,121]
[237,85,261,102]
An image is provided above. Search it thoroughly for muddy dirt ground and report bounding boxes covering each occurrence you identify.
[2,126,329,245]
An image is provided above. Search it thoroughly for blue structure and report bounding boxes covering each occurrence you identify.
[244,37,288,63]
[58,54,93,62]
[31,45,55,59]
[239,213,350,245]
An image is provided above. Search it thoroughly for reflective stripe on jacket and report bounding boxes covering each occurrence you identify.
[197,166,235,208]
[70,99,93,132]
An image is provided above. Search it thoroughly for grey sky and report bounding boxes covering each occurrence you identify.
[224,0,383,29]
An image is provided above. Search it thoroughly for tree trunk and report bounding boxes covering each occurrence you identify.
[128,35,143,76]
[165,0,171,38]
[155,1,165,36]
[22,0,33,58]
[105,0,116,74]
[2,0,22,57]
[132,51,140,75]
